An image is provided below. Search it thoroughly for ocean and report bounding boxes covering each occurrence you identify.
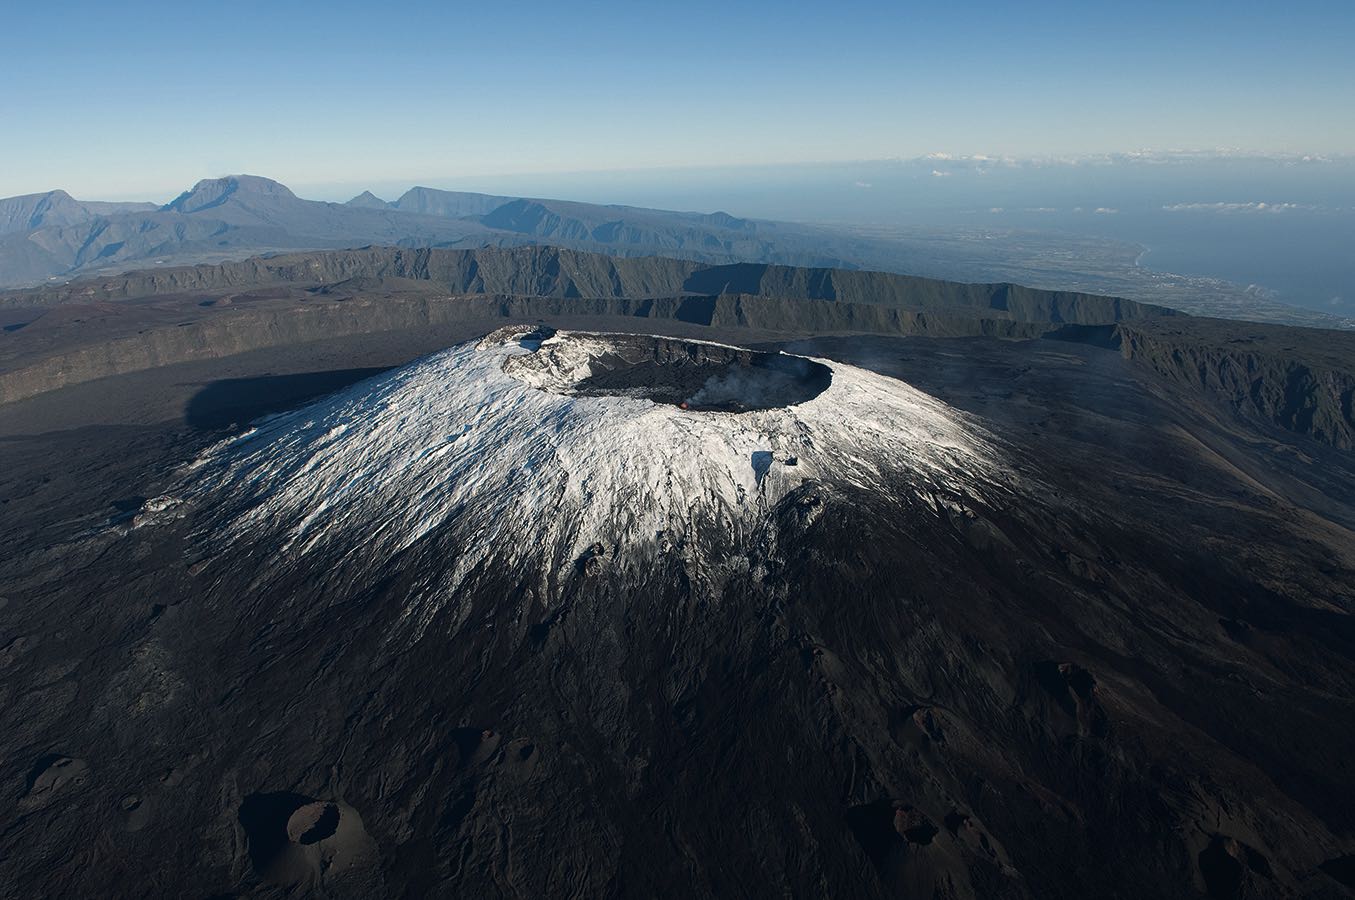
[436,156,1355,317]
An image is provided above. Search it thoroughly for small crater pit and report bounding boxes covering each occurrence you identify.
[893,807,939,845]
[848,800,941,868]
[21,755,90,806]
[502,331,832,412]
[239,792,376,888]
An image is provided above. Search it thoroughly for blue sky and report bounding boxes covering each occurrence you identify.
[3,0,1352,199]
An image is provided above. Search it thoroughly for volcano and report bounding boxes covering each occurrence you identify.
[178,329,1003,610]
[1,327,1353,899]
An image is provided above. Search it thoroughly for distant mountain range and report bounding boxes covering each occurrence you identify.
[0,175,869,290]
[0,174,1349,329]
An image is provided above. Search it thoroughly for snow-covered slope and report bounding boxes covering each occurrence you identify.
[175,330,1011,639]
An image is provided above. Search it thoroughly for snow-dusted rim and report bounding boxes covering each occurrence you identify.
[493,326,832,412]
[168,330,1012,636]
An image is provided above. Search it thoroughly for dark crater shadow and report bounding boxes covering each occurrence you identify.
[290,802,340,844]
[185,367,393,430]
[1322,854,1355,888]
[239,792,314,872]
[566,334,831,411]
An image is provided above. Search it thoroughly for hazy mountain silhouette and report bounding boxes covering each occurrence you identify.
[0,189,155,236]
[0,176,509,286]
[0,176,882,289]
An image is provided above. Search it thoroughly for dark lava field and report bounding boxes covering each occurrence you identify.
[0,248,1353,899]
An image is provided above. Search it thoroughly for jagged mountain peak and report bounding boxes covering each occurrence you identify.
[345,190,390,209]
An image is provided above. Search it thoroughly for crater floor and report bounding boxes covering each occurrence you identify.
[500,326,834,411]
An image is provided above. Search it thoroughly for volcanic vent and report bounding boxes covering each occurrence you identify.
[499,327,833,411]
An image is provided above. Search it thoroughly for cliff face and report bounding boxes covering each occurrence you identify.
[0,292,1052,405]
[1118,319,1355,449]
[6,248,1352,451]
[1,246,1171,325]
[682,263,1162,325]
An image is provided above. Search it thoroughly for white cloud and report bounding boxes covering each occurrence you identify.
[1162,201,1316,213]
[890,149,1352,171]
[1094,207,1118,214]
[930,169,952,178]
[853,181,872,188]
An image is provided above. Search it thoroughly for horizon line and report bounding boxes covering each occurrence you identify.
[6,147,1352,204]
